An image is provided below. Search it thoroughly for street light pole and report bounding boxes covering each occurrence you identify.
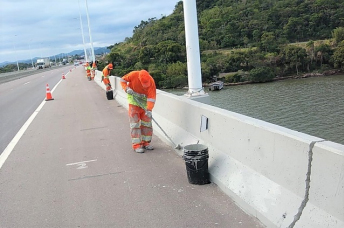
[78,0,88,62]
[183,0,206,97]
[85,0,95,62]
[40,43,43,58]
[14,35,20,71]
[29,41,34,68]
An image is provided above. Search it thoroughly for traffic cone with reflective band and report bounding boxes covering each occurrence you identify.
[45,84,54,101]
[62,73,66,79]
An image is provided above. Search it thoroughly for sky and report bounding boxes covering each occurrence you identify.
[0,0,181,64]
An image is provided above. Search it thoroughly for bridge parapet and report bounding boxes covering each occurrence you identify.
[94,71,344,228]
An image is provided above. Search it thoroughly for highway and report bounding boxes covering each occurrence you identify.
[0,65,73,154]
[0,67,264,227]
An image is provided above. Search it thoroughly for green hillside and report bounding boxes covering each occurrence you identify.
[104,0,344,88]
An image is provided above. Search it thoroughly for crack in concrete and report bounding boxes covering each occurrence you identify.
[68,171,124,181]
[287,140,325,228]
[80,126,108,131]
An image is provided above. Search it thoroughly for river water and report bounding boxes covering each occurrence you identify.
[164,75,344,145]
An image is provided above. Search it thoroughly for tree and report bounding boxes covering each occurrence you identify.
[332,27,344,44]
[165,61,188,88]
[332,41,344,69]
[139,46,156,64]
[283,17,304,42]
[315,43,333,67]
[260,32,277,52]
[155,41,185,64]
[305,40,315,71]
[249,66,275,82]
[281,45,307,75]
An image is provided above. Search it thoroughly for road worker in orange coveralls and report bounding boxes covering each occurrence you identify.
[101,63,113,91]
[120,70,156,153]
[91,61,97,80]
[86,62,92,81]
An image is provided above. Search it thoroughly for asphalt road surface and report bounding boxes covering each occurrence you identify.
[0,67,264,228]
[0,65,74,154]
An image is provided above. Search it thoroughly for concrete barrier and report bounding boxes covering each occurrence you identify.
[95,71,344,228]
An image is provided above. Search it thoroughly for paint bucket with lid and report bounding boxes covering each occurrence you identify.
[182,144,210,185]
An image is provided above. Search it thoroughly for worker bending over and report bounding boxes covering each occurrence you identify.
[120,70,156,153]
[101,63,113,91]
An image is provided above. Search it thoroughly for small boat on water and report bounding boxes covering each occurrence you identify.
[209,81,224,91]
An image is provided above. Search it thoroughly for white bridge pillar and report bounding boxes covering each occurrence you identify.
[183,0,208,101]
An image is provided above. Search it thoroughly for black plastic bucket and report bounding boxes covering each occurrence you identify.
[183,144,210,185]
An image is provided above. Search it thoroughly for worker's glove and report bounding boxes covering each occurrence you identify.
[126,87,134,95]
[145,110,152,118]
[101,76,104,82]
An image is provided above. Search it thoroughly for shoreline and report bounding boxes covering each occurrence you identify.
[203,69,343,87]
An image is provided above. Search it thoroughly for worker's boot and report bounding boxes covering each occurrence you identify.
[134,147,145,153]
[143,145,154,150]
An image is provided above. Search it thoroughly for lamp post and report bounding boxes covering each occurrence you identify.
[85,0,95,62]
[40,43,43,58]
[14,35,20,71]
[29,40,34,68]
[77,0,88,62]
[182,0,206,97]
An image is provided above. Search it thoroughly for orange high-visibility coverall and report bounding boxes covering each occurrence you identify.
[86,66,91,79]
[120,70,156,149]
[102,63,113,91]
[91,62,97,79]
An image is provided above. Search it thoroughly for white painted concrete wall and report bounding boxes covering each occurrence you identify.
[95,72,344,228]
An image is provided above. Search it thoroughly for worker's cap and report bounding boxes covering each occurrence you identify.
[108,63,113,69]
[139,70,151,88]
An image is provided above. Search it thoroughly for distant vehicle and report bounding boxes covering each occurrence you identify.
[74,62,79,66]
[36,58,50,69]
[62,59,68,65]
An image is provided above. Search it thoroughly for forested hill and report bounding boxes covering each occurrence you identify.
[106,0,344,88]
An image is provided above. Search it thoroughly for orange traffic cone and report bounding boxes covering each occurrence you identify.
[62,73,66,79]
[45,84,54,101]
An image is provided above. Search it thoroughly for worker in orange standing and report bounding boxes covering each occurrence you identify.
[101,63,113,91]
[84,62,89,71]
[120,70,156,153]
[86,62,92,81]
[91,61,97,80]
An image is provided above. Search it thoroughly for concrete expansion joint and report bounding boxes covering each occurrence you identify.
[287,140,326,228]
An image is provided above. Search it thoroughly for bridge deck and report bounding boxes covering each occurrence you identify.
[0,67,264,228]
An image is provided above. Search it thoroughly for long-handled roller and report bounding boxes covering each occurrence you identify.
[132,94,182,150]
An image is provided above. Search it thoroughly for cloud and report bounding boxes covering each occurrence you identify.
[0,0,180,63]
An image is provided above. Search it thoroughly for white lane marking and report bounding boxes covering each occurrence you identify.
[0,79,63,170]
[24,82,30,85]
[66,159,97,169]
